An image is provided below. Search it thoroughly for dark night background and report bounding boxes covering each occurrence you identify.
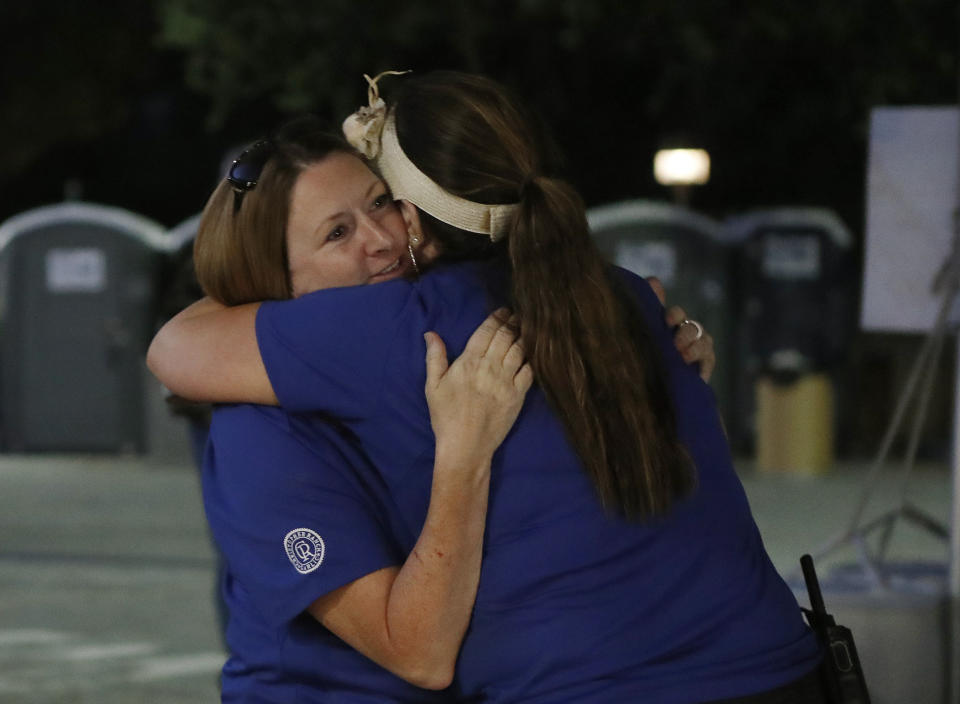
[3,0,955,231]
[1,0,958,457]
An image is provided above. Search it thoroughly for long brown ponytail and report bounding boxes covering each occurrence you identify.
[393,72,695,518]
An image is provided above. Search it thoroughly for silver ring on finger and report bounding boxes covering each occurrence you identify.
[679,319,704,341]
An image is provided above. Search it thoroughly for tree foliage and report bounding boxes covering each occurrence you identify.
[2,1,954,229]
[155,0,956,230]
[0,2,159,183]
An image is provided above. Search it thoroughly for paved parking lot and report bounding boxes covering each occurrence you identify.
[0,454,223,703]
[0,449,954,703]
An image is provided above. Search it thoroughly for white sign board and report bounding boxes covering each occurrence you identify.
[861,106,959,332]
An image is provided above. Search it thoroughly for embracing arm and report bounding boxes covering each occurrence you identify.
[147,280,713,408]
[308,312,531,689]
[146,297,277,404]
[308,457,488,690]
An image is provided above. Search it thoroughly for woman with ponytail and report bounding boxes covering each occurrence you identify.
[150,71,823,703]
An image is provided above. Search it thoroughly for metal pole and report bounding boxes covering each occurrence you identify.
[947,37,960,698]
[950,332,960,704]
[952,6,960,603]
[946,35,960,699]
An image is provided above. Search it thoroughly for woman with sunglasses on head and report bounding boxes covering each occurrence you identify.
[149,71,822,703]
[158,120,537,702]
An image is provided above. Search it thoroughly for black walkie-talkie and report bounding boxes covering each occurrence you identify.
[800,554,872,704]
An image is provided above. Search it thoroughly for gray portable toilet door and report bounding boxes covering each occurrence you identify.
[15,237,130,450]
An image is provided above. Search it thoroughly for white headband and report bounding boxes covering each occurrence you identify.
[342,72,519,242]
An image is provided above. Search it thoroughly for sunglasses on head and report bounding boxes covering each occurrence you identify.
[227,139,274,212]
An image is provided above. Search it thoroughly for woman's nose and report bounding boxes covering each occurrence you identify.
[358,215,395,254]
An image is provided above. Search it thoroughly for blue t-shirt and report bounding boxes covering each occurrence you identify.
[254,260,821,703]
[204,405,451,702]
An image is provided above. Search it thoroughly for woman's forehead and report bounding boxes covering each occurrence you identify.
[291,153,383,215]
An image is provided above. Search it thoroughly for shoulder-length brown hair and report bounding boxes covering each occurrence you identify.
[392,71,695,519]
[194,117,353,305]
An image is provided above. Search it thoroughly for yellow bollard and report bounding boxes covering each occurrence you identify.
[755,373,834,474]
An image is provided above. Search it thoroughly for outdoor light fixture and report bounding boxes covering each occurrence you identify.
[653,148,711,186]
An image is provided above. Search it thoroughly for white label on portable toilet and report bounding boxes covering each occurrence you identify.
[761,234,821,280]
[45,248,107,293]
[615,241,677,286]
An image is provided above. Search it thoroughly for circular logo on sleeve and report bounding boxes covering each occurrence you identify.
[283,528,325,574]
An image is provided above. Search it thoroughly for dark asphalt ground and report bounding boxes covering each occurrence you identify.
[0,446,953,703]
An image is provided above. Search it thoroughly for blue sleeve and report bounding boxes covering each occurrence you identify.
[614,268,674,347]
[203,404,402,627]
[613,267,701,376]
[255,278,423,417]
[613,267,721,425]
